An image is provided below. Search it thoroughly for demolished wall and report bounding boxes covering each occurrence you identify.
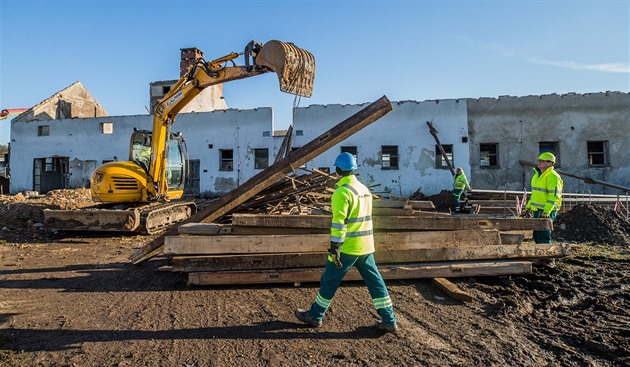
[12,81,107,122]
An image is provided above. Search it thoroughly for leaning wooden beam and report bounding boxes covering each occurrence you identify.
[230,213,553,231]
[130,95,394,264]
[169,243,569,272]
[164,229,502,255]
[187,260,533,286]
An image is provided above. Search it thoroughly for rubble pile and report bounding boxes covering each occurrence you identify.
[554,204,630,245]
[0,189,94,239]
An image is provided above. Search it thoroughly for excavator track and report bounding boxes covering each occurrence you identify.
[44,201,197,234]
[140,201,197,234]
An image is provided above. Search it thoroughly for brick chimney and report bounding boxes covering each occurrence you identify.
[180,48,204,77]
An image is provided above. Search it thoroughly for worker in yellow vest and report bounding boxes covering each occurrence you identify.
[525,152,563,243]
[452,167,471,212]
[295,152,398,333]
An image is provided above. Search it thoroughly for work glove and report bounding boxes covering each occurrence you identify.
[520,209,532,218]
[329,242,342,268]
[541,212,551,218]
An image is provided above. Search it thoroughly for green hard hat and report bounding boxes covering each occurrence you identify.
[536,152,556,163]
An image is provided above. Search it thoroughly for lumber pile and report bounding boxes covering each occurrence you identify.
[134,96,570,285]
[161,172,569,286]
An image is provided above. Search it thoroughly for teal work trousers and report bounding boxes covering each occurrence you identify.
[533,210,557,243]
[307,253,396,325]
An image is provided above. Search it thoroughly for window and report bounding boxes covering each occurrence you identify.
[436,144,453,169]
[381,145,399,169]
[254,148,269,169]
[480,143,499,167]
[219,149,233,171]
[38,125,50,136]
[341,146,357,158]
[162,86,171,94]
[587,141,609,166]
[101,122,113,134]
[539,142,560,166]
[295,130,304,136]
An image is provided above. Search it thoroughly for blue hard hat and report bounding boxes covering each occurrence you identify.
[334,152,358,171]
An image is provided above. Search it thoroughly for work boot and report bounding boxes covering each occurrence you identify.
[374,320,398,333]
[295,309,322,328]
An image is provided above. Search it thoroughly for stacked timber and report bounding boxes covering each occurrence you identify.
[164,211,569,286]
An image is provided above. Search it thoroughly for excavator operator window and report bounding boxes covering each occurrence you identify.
[166,139,184,189]
[131,131,152,173]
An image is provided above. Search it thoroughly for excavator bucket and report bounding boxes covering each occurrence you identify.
[256,40,315,98]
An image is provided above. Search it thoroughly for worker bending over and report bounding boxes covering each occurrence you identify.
[452,167,471,212]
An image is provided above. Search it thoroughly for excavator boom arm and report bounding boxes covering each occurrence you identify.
[146,40,315,199]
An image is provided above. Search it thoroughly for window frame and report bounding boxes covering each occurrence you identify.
[480,143,499,168]
[219,149,234,171]
[435,144,453,169]
[254,148,269,169]
[38,125,50,137]
[381,145,399,170]
[587,140,609,167]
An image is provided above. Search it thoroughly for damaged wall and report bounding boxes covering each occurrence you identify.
[294,99,470,197]
[468,92,630,194]
[12,82,107,122]
[9,92,630,197]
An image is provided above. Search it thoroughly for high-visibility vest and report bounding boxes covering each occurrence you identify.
[330,175,375,256]
[453,173,471,190]
[527,167,563,214]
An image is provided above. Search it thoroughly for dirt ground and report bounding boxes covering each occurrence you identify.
[0,190,628,366]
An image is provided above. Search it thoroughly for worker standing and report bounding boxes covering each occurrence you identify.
[452,167,471,212]
[295,152,398,333]
[525,152,563,243]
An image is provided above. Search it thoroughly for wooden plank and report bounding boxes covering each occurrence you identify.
[499,233,525,245]
[232,226,328,235]
[432,278,473,302]
[230,213,553,231]
[164,229,502,255]
[373,207,414,216]
[130,96,394,264]
[373,200,405,208]
[169,242,569,272]
[187,260,533,285]
[408,201,436,210]
[177,223,231,235]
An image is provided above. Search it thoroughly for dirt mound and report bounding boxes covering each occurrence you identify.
[554,204,630,245]
[410,189,453,211]
[0,188,94,241]
[471,244,629,365]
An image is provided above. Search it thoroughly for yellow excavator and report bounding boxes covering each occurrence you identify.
[44,40,315,234]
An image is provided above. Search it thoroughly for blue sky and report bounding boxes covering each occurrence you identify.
[1,0,628,145]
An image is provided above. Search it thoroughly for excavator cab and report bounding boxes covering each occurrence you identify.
[130,129,188,192]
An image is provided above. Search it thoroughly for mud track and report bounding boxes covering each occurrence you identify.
[0,191,628,366]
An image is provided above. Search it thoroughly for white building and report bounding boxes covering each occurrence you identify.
[8,90,630,197]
